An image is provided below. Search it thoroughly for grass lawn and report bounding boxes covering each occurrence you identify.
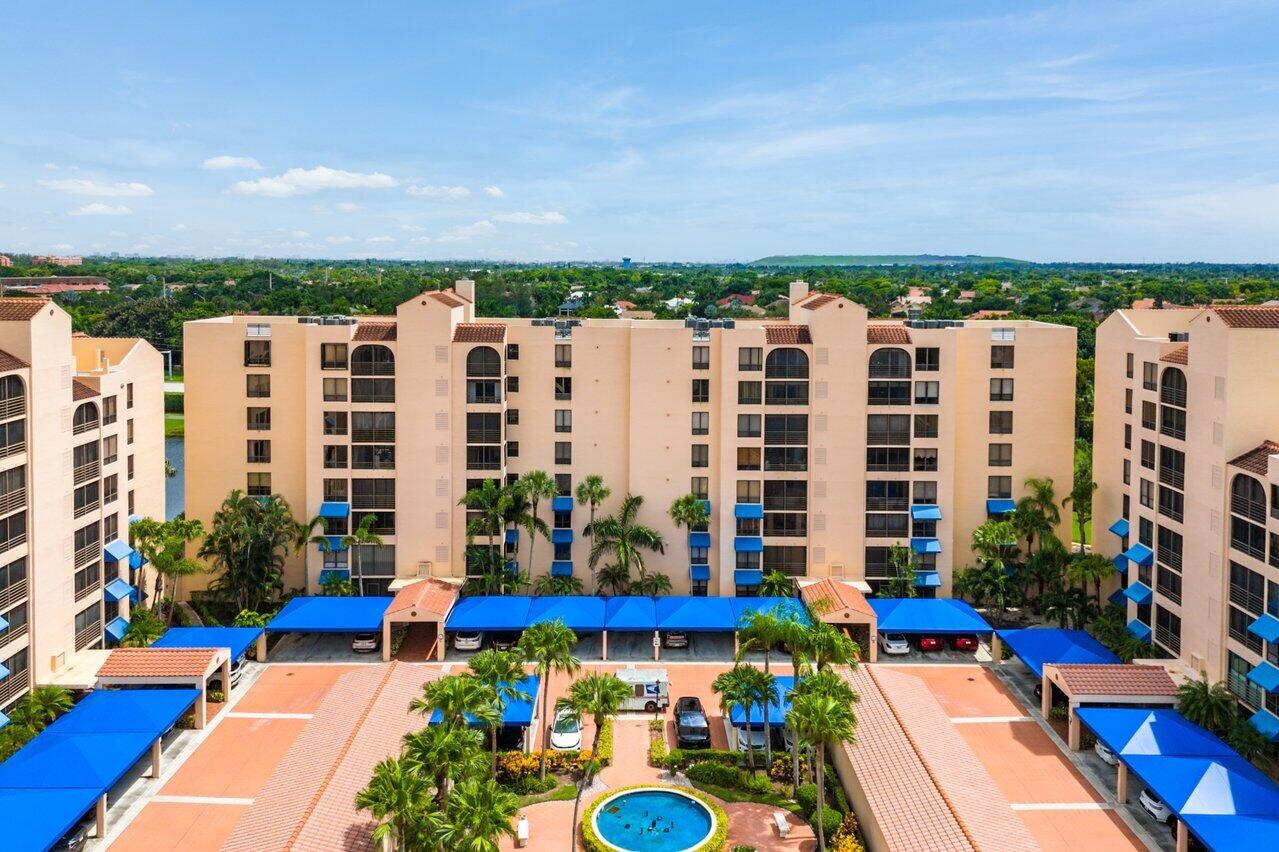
[165,372,184,383]
[518,781,578,807]
[686,779,804,816]
[165,413,184,438]
[1072,511,1092,545]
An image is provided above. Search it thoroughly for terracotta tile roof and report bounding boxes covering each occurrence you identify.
[428,290,465,308]
[0,350,28,372]
[969,309,1012,320]
[352,321,397,341]
[0,297,51,321]
[1210,305,1279,328]
[867,324,912,344]
[1228,440,1279,475]
[97,647,220,678]
[1159,344,1188,365]
[224,663,443,852]
[1046,663,1177,697]
[452,322,506,343]
[798,293,838,310]
[800,579,876,621]
[72,379,99,401]
[385,578,459,620]
[763,323,812,345]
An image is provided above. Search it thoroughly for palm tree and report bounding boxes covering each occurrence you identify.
[807,621,860,671]
[355,755,441,850]
[129,516,205,621]
[531,573,583,596]
[557,673,630,850]
[712,664,772,774]
[1062,443,1098,550]
[787,691,857,852]
[881,544,918,598]
[1023,476,1062,527]
[517,470,558,579]
[7,686,72,736]
[575,475,611,593]
[736,608,789,767]
[759,570,794,597]
[342,512,384,596]
[402,723,486,812]
[200,490,307,611]
[1177,676,1237,734]
[595,563,631,597]
[1011,500,1052,557]
[585,494,664,596]
[410,674,499,730]
[1066,552,1115,607]
[440,777,520,852]
[1025,535,1067,603]
[518,619,581,782]
[460,479,513,589]
[668,492,709,577]
[468,649,531,775]
[629,569,672,596]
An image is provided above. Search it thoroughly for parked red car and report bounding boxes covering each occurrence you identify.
[916,635,944,652]
[950,635,979,652]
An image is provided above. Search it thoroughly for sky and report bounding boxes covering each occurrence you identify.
[2,1,1278,263]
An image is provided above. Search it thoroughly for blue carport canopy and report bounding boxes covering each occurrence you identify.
[0,787,104,852]
[1123,754,1279,818]
[997,628,1119,677]
[446,596,532,632]
[526,596,604,632]
[267,596,392,633]
[0,729,158,789]
[151,627,264,662]
[45,688,200,736]
[731,597,810,628]
[604,596,657,631]
[656,596,735,631]
[1076,708,1234,759]
[868,598,993,635]
[731,676,795,728]
[430,675,539,728]
[1183,814,1279,852]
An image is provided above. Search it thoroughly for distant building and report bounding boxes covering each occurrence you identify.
[621,257,632,269]
[955,290,976,304]
[0,277,109,295]
[31,255,83,267]
[0,256,11,268]
[969,309,1013,320]
[716,294,756,308]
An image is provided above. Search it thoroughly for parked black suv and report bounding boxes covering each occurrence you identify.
[674,696,711,748]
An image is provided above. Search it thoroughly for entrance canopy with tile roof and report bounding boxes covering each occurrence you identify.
[1044,663,1177,706]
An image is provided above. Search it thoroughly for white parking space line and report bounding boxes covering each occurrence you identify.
[949,715,1034,724]
[1010,802,1113,811]
[150,795,256,806]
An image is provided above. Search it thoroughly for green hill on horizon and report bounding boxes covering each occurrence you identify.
[750,254,1030,267]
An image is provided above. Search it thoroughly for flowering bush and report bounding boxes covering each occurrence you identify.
[768,756,790,781]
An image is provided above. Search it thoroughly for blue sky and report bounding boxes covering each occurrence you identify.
[2,1,1278,262]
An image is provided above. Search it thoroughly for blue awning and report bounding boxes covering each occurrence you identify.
[550,560,573,577]
[104,539,134,563]
[1108,587,1129,607]
[987,498,1016,514]
[0,709,7,728]
[1123,581,1153,605]
[0,663,8,680]
[268,595,393,633]
[911,537,942,554]
[689,565,711,581]
[318,501,350,519]
[446,596,532,632]
[0,615,7,634]
[996,628,1120,676]
[688,531,712,548]
[1127,619,1152,641]
[1113,554,1128,572]
[1122,542,1154,567]
[152,627,264,661]
[915,571,942,588]
[656,596,735,631]
[103,577,134,603]
[870,598,993,635]
[1250,709,1279,742]
[734,569,763,587]
[129,550,146,570]
[1248,613,1279,644]
[731,597,810,628]
[318,568,350,585]
[322,535,348,552]
[604,596,657,631]
[911,504,942,521]
[1076,708,1235,759]
[1247,661,1279,693]
[430,675,539,728]
[1108,518,1130,537]
[505,529,518,544]
[551,528,574,544]
[527,596,605,632]
[698,499,711,515]
[551,495,574,513]
[105,615,129,643]
[734,536,763,553]
[734,503,764,519]
[730,676,795,728]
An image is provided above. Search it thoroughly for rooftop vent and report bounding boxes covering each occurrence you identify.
[1169,332,1189,342]
[904,319,966,329]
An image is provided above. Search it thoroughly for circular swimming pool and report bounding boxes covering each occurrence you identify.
[590,787,715,852]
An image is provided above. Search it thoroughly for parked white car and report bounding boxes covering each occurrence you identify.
[351,633,381,653]
[453,631,485,651]
[736,727,768,753]
[1139,788,1173,824]
[878,632,911,655]
[1094,741,1119,766]
[549,709,582,751]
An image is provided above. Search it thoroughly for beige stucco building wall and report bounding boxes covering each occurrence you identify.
[0,298,164,712]
[183,282,1074,600]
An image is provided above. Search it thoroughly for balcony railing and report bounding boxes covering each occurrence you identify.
[1232,496,1267,525]
[763,497,807,511]
[244,354,271,367]
[0,441,23,461]
[75,622,101,652]
[1155,624,1181,655]
[763,432,808,446]
[75,576,101,602]
[1161,386,1187,407]
[73,460,100,486]
[352,495,396,510]
[466,430,503,444]
[763,459,808,472]
[765,365,809,379]
[0,578,27,611]
[74,544,98,570]
[0,620,27,647]
[868,365,911,379]
[352,429,395,443]
[0,397,24,421]
[1157,545,1182,570]
[0,533,26,555]
[72,418,100,436]
[0,671,27,706]
[0,489,24,517]
[867,497,910,511]
[1159,467,1184,490]
[866,431,912,445]
[74,499,99,519]
[351,362,395,377]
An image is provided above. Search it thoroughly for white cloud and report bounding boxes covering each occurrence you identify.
[69,203,132,216]
[171,223,190,232]
[335,201,362,212]
[202,155,263,170]
[483,185,504,197]
[291,230,312,239]
[366,235,395,244]
[493,211,567,225]
[325,235,354,244]
[399,224,426,232]
[231,166,399,197]
[40,178,154,197]
[43,162,58,171]
[436,220,497,242]
[406,184,471,199]
[107,230,128,238]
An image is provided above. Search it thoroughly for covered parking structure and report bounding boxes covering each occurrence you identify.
[1078,707,1279,851]
[0,687,200,848]
[997,627,1120,678]
[265,595,393,658]
[867,597,996,655]
[729,675,797,728]
[428,674,541,751]
[96,647,230,730]
[151,625,266,668]
[1042,663,1178,749]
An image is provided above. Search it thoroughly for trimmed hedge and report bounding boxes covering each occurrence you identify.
[665,747,740,771]
[581,785,727,852]
[796,784,818,817]
[686,762,771,796]
[164,392,184,413]
[812,806,841,839]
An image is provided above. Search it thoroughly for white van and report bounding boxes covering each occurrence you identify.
[616,668,670,712]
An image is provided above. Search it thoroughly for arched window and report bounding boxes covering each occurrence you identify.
[466,346,501,377]
[765,348,809,379]
[73,402,99,434]
[0,376,23,420]
[1231,473,1266,523]
[351,344,395,376]
[1160,367,1187,407]
[869,347,912,378]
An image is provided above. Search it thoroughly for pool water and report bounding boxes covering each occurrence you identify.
[593,789,713,852]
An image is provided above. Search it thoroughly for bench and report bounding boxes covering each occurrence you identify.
[773,812,790,838]
[516,815,529,847]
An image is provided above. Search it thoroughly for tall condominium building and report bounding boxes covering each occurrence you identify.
[183,281,1074,600]
[0,298,164,714]
[1095,306,1279,726]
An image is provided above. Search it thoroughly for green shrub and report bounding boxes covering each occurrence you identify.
[796,783,818,816]
[812,806,842,839]
[649,718,665,732]
[687,761,743,788]
[507,774,557,795]
[741,772,773,796]
[232,609,269,628]
[207,690,225,703]
[1048,706,1068,722]
[649,735,668,767]
[596,718,614,766]
[825,765,850,813]
[666,747,739,771]
[582,785,727,852]
[164,392,185,414]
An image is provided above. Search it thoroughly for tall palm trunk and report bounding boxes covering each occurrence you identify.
[570,716,605,852]
[744,700,756,774]
[588,505,597,593]
[815,743,828,851]
[762,650,772,768]
[490,724,499,775]
[539,670,551,782]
